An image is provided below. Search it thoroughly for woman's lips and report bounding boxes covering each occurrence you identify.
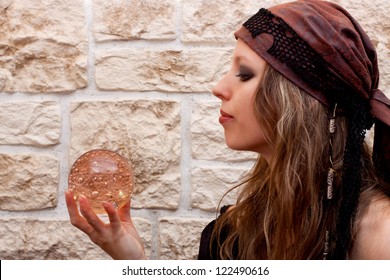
[219,110,234,124]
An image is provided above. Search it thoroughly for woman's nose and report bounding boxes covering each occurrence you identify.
[212,73,230,100]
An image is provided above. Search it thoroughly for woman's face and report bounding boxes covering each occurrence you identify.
[213,39,272,161]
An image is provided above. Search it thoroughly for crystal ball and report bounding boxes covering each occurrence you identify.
[68,149,134,214]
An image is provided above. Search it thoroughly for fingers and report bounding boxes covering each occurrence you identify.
[66,190,134,244]
[103,201,123,232]
[78,195,105,233]
[65,190,77,213]
[105,198,133,227]
[65,190,94,235]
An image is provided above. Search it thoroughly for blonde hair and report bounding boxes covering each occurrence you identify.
[213,65,379,259]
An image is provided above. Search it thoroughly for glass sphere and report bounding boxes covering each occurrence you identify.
[68,149,134,214]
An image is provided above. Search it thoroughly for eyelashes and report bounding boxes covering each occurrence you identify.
[235,66,253,81]
[235,73,253,81]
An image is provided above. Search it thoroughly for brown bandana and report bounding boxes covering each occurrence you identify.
[235,0,390,183]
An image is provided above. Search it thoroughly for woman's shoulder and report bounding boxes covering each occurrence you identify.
[350,195,390,259]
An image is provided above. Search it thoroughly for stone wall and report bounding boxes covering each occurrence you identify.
[0,0,389,260]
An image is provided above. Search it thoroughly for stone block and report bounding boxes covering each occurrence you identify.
[191,166,250,211]
[181,0,282,42]
[0,101,61,146]
[158,217,210,260]
[0,0,87,92]
[95,48,232,92]
[0,153,59,210]
[93,0,176,41]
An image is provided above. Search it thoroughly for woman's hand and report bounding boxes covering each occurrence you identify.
[65,190,146,260]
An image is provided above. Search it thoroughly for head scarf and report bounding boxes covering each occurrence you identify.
[235,0,390,181]
[235,0,390,259]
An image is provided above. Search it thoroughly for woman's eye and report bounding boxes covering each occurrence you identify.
[235,73,253,81]
[235,66,253,81]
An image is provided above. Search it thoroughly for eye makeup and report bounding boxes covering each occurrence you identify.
[236,65,254,81]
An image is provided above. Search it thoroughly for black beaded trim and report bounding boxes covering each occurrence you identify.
[243,8,350,107]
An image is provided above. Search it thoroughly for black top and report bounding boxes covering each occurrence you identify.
[198,205,238,260]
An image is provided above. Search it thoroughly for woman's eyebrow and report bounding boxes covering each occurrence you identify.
[234,54,249,62]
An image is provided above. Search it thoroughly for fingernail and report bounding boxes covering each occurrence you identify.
[102,201,111,208]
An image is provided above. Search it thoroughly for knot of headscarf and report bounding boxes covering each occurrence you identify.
[370,89,390,125]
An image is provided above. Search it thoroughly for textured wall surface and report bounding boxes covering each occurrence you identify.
[0,0,389,259]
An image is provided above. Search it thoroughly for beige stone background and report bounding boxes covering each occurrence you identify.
[0,0,388,260]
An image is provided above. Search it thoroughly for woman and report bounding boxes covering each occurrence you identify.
[66,0,390,259]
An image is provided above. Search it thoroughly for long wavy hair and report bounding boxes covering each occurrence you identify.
[212,64,382,259]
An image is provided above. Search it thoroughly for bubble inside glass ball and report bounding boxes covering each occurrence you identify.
[68,149,134,214]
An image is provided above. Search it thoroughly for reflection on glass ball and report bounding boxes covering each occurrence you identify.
[68,149,134,214]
